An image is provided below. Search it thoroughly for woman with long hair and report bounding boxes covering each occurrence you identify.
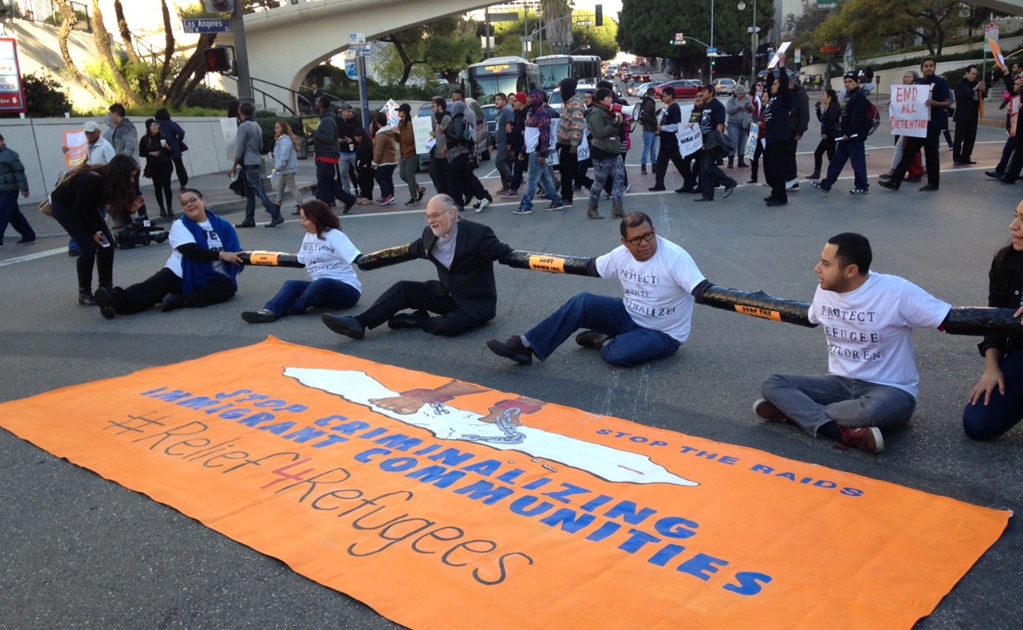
[242,200,361,323]
[153,107,188,189]
[396,103,425,206]
[808,89,840,180]
[272,120,302,215]
[354,127,375,205]
[139,118,174,218]
[47,154,144,304]
[372,111,398,206]
[964,200,1023,440]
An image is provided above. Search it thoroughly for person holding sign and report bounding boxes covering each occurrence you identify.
[878,57,952,193]
[811,73,871,195]
[762,54,794,207]
[486,212,708,368]
[755,233,952,453]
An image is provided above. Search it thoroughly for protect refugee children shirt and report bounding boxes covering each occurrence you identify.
[167,219,225,278]
[808,272,951,399]
[595,236,706,342]
[297,229,362,292]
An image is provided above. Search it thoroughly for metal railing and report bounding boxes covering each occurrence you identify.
[13,0,91,32]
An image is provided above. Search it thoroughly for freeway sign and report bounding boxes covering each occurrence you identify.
[707,47,718,54]
[183,18,231,34]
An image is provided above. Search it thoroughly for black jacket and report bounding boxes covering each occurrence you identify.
[338,115,361,153]
[980,247,1023,357]
[839,87,869,138]
[788,83,810,137]
[391,220,513,322]
[764,70,793,144]
[816,100,841,139]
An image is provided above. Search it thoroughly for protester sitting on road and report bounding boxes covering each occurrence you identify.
[94,188,243,318]
[487,212,708,368]
[242,200,361,324]
[755,233,952,453]
[963,200,1023,440]
[48,154,144,306]
[322,194,513,339]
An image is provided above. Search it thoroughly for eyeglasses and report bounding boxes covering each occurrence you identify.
[181,197,201,205]
[625,230,655,246]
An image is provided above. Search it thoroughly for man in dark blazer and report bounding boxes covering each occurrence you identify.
[322,194,513,339]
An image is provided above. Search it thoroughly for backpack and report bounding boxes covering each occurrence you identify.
[866,100,880,136]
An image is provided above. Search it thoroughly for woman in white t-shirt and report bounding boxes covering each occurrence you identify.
[241,200,361,323]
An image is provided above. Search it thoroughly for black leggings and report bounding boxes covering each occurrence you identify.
[150,165,174,213]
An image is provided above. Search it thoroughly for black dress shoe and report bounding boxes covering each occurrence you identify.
[648,185,666,191]
[693,196,713,202]
[322,314,365,339]
[265,215,285,228]
[999,177,1017,184]
[94,286,118,319]
[575,330,610,350]
[986,171,1003,178]
[765,198,787,207]
[235,221,256,228]
[675,186,694,194]
[877,180,900,191]
[78,289,96,306]
[486,335,533,365]
[388,311,428,329]
[919,184,939,192]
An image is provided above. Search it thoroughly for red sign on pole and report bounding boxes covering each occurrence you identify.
[0,38,27,114]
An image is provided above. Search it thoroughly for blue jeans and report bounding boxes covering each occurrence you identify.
[264,278,360,317]
[641,131,658,167]
[338,153,357,193]
[519,151,562,210]
[760,373,916,437]
[0,190,35,245]
[963,350,1023,440]
[242,165,281,223]
[726,125,748,161]
[820,138,868,191]
[523,293,681,367]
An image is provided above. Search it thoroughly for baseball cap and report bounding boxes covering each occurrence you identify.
[84,121,100,133]
[338,102,353,111]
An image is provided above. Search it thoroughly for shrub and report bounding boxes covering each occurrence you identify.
[184,85,237,110]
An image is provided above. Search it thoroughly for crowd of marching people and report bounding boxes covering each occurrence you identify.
[8,53,1023,452]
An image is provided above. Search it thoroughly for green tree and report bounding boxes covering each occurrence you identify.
[10,73,74,118]
[571,10,619,60]
[816,0,974,57]
[377,17,482,85]
[617,0,774,78]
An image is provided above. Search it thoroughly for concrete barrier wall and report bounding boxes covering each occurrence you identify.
[0,117,238,205]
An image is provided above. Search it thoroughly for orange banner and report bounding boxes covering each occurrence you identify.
[0,339,1008,629]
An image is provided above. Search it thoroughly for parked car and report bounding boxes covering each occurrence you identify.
[713,78,737,95]
[653,79,701,100]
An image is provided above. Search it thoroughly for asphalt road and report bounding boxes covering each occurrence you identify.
[1,114,1020,629]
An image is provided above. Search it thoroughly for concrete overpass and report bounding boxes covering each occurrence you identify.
[221,0,500,111]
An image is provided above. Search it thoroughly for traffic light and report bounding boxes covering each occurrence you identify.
[204,47,233,73]
[595,4,603,27]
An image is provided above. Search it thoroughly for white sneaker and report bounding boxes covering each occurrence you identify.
[475,197,491,213]
[785,178,800,191]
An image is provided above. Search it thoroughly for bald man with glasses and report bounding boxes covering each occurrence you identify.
[487,212,709,367]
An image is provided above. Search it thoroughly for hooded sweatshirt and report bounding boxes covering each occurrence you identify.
[525,89,553,157]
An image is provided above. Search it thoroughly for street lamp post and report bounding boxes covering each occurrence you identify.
[738,0,758,85]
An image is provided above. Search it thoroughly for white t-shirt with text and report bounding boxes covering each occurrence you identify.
[595,236,706,342]
[166,219,225,278]
[808,272,951,399]
[297,229,361,292]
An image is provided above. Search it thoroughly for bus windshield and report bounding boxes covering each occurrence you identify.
[538,59,572,89]
[467,58,539,104]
